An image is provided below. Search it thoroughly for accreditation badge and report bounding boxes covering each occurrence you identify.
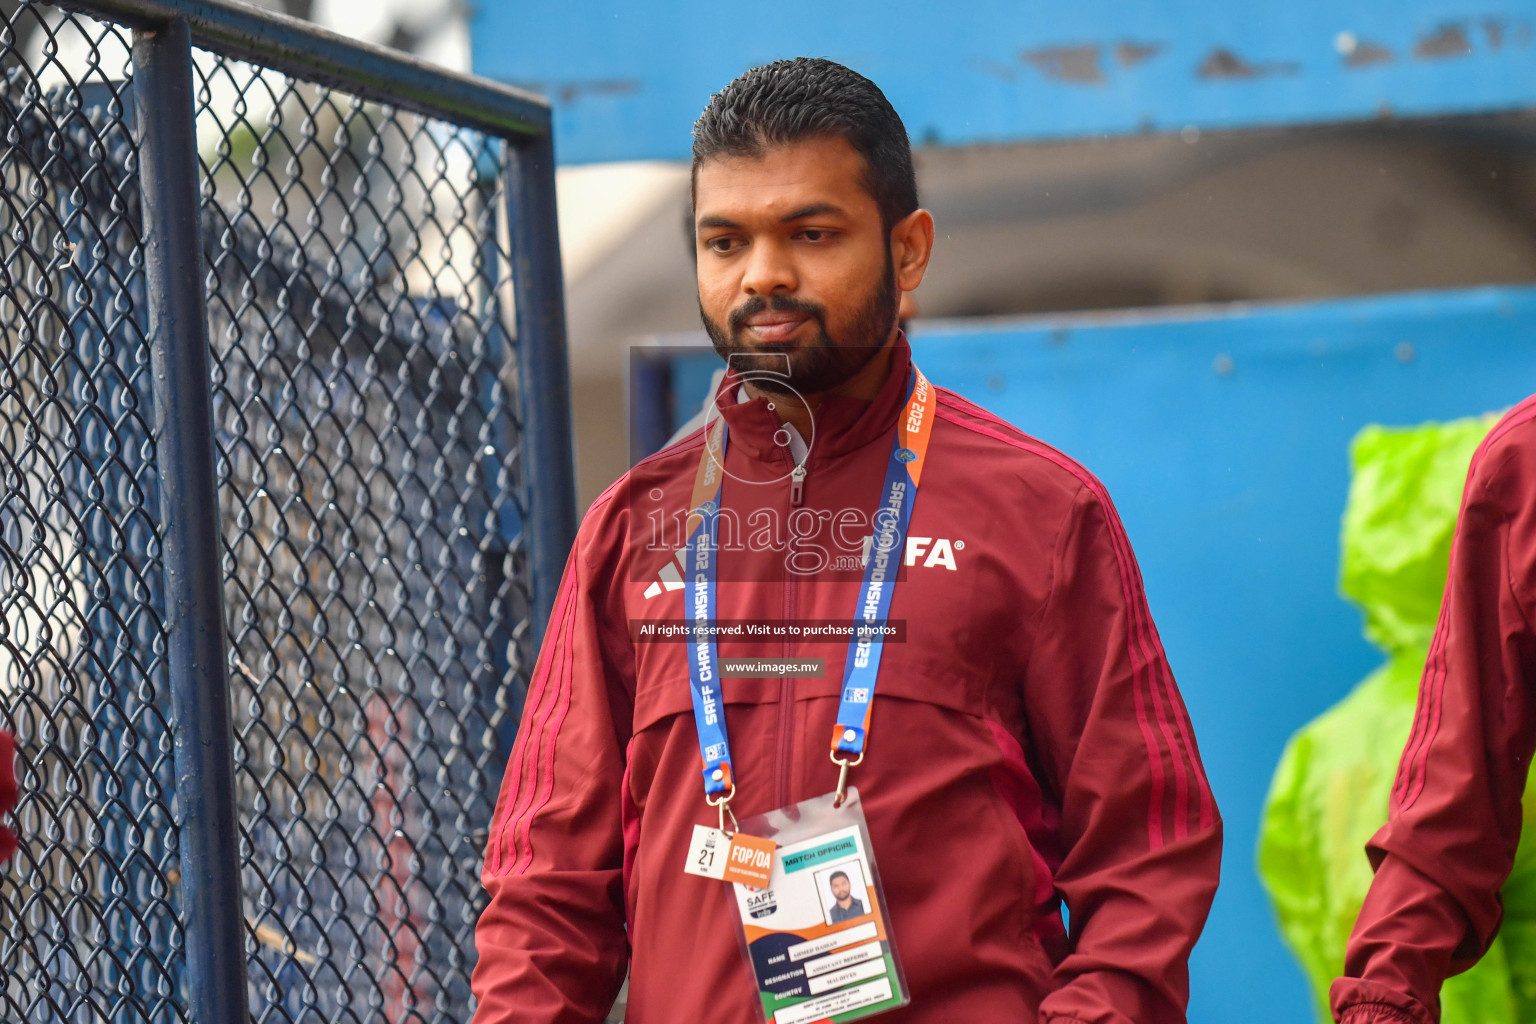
[728,788,909,1024]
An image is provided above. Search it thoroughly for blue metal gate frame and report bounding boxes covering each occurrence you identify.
[8,1,577,1019]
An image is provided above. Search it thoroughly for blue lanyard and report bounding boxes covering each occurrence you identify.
[684,366,936,802]
[684,412,733,799]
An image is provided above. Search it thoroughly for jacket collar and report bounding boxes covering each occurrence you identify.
[714,333,913,465]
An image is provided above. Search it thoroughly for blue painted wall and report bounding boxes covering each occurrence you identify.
[472,1,1536,164]
[641,285,1536,1022]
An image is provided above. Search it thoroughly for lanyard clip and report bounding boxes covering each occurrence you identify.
[830,749,865,808]
[708,788,739,835]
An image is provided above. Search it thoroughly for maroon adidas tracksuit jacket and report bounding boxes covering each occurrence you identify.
[1333,394,1536,1024]
[473,338,1222,1024]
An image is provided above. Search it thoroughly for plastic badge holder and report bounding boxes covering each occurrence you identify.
[731,787,910,1024]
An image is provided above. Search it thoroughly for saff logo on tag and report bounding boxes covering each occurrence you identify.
[697,500,718,515]
[894,448,916,463]
[704,742,726,761]
[842,687,869,704]
[746,889,777,919]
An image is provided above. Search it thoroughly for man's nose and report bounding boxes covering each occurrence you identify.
[740,238,796,296]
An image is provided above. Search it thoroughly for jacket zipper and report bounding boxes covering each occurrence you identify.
[777,457,806,806]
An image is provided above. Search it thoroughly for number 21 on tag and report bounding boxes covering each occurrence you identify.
[683,824,776,888]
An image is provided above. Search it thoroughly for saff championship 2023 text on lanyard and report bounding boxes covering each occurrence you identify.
[679,366,934,1023]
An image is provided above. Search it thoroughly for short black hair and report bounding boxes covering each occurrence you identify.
[828,870,849,884]
[691,58,918,232]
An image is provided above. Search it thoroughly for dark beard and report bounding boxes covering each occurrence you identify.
[700,257,897,396]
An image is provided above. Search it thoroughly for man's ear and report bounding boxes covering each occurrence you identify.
[889,208,934,293]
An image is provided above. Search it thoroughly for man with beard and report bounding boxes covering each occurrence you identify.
[827,870,866,924]
[472,58,1222,1024]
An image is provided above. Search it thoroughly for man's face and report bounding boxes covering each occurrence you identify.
[694,135,898,395]
[830,874,851,901]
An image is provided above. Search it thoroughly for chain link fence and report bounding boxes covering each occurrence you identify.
[0,2,572,1021]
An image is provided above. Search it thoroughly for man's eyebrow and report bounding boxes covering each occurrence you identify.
[695,204,847,231]
[781,203,846,222]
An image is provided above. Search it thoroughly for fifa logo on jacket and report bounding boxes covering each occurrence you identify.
[860,534,959,571]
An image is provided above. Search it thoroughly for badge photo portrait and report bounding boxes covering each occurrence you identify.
[815,860,872,927]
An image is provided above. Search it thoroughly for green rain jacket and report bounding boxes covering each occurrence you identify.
[1259,414,1536,1024]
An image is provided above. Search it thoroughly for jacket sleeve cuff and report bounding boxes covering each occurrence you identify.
[1338,1003,1430,1024]
[1333,970,1437,1024]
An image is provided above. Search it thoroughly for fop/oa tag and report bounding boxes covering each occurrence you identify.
[683,824,776,888]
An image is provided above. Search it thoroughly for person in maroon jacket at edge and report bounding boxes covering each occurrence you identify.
[472,58,1222,1024]
[1333,394,1536,1024]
